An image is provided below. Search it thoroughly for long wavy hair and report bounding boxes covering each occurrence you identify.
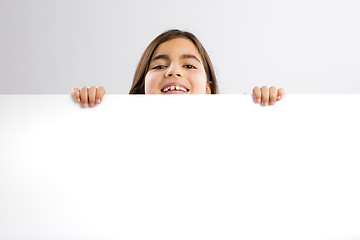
[129,29,219,94]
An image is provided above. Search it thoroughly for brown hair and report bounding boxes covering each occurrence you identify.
[129,29,219,94]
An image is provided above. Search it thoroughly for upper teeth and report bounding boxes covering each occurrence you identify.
[162,85,188,92]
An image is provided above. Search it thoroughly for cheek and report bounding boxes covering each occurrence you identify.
[144,72,162,94]
[188,71,208,91]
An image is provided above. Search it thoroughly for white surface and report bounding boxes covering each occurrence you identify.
[0,94,360,240]
[0,0,360,94]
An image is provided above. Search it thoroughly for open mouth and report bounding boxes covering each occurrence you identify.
[161,85,190,94]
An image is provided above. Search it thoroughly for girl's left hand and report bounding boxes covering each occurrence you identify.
[252,86,286,106]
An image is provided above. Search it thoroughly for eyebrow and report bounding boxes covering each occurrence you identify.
[150,54,201,64]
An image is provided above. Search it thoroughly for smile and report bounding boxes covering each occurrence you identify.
[162,86,189,94]
[161,83,190,94]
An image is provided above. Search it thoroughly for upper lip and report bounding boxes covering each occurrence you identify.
[161,82,190,92]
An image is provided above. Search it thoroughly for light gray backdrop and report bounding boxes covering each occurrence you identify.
[0,0,359,94]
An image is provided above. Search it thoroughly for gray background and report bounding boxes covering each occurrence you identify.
[0,0,359,94]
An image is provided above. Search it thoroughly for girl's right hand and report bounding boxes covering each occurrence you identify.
[71,86,106,108]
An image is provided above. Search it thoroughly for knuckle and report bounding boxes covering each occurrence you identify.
[270,86,277,91]
[262,90,269,96]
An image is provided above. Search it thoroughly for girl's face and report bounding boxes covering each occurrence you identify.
[144,38,211,94]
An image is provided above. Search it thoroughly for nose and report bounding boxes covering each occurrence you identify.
[165,64,182,78]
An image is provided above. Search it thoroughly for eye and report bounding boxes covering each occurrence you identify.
[184,65,197,69]
[153,65,166,70]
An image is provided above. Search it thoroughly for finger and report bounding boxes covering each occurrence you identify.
[80,86,89,108]
[96,86,106,104]
[261,86,269,106]
[88,86,96,107]
[252,86,261,103]
[71,88,81,103]
[269,86,277,105]
[277,88,286,101]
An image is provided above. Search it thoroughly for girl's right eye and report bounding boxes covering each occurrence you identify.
[153,65,166,69]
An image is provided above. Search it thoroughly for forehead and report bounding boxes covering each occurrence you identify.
[153,38,201,58]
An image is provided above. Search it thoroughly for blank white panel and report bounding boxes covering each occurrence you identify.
[0,95,359,240]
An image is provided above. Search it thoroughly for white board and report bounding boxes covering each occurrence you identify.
[0,94,360,240]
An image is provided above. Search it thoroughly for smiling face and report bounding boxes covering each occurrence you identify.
[144,38,211,94]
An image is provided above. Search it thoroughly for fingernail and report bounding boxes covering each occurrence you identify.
[96,99,100,104]
[83,103,88,107]
[77,98,80,102]
[263,102,268,106]
[270,101,275,105]
[277,96,281,100]
[256,98,261,103]
[90,103,94,107]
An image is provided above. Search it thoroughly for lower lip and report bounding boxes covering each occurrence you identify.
[162,90,189,94]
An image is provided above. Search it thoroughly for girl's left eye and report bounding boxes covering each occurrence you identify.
[153,65,166,69]
[184,65,197,69]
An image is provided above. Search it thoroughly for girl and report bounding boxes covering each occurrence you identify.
[71,29,286,107]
